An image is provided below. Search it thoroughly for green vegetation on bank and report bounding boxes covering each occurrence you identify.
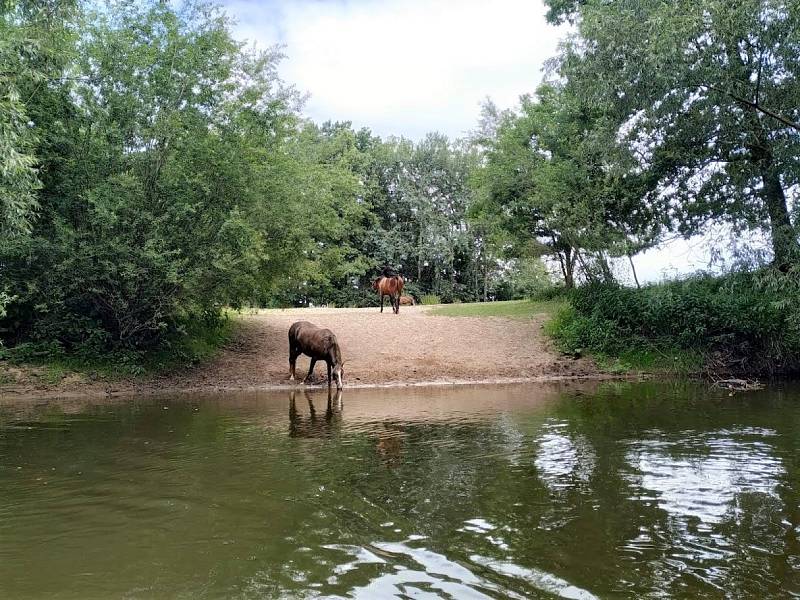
[0,317,237,379]
[547,268,800,375]
[429,299,565,319]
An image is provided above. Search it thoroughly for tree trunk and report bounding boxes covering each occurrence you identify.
[562,247,575,289]
[760,163,798,268]
[598,251,614,284]
[474,253,480,300]
[554,237,575,289]
[628,253,641,289]
[576,249,597,284]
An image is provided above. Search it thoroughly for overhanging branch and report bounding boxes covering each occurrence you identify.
[702,84,800,132]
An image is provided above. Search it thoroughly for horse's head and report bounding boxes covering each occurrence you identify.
[332,361,344,390]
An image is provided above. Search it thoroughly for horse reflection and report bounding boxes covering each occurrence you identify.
[376,424,406,467]
[288,388,343,438]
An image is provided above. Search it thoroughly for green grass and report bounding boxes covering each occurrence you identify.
[591,348,705,375]
[428,299,566,319]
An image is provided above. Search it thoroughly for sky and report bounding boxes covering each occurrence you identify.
[220,0,724,282]
[222,0,566,140]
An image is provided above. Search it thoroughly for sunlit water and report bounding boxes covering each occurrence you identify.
[1,382,799,598]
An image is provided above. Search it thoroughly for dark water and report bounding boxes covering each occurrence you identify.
[1,382,799,599]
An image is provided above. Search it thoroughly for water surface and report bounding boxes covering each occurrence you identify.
[1,382,799,598]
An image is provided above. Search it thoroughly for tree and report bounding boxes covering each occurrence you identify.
[0,0,76,234]
[472,85,662,288]
[0,0,312,350]
[548,0,800,267]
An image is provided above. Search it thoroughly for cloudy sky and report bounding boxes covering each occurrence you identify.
[222,0,566,140]
[220,0,720,281]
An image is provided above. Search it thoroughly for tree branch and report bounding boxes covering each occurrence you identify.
[702,83,800,132]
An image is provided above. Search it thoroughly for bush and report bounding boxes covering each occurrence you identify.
[548,268,800,374]
[420,294,441,305]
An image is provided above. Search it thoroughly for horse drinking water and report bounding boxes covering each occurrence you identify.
[288,321,344,389]
[373,270,404,314]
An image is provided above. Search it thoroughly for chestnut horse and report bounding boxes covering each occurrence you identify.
[373,275,404,314]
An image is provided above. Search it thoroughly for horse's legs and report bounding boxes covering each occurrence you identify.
[327,361,332,388]
[305,389,316,418]
[289,346,300,381]
[380,293,384,313]
[304,358,317,383]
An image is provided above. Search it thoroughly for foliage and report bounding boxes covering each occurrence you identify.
[470,84,661,289]
[0,1,76,234]
[1,314,237,377]
[491,258,554,300]
[0,1,320,356]
[549,268,800,374]
[3,0,797,381]
[270,127,504,307]
[548,0,800,266]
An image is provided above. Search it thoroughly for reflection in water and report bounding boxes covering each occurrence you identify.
[618,427,793,594]
[470,554,598,600]
[0,382,799,598]
[288,388,343,438]
[626,428,784,524]
[375,427,405,466]
[534,421,596,491]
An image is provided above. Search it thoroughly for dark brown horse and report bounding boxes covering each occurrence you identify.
[288,321,344,389]
[373,275,404,314]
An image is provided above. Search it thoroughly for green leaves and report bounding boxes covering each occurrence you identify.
[0,88,41,235]
[472,82,658,288]
[550,0,800,264]
[0,0,313,351]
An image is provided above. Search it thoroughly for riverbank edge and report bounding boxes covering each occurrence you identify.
[0,372,647,403]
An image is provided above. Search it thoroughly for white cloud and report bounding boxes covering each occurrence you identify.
[223,0,565,140]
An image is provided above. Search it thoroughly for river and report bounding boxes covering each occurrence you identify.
[1,381,798,598]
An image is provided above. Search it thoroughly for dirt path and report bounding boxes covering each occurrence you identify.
[0,305,599,400]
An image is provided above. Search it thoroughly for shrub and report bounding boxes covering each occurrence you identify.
[549,268,800,375]
[420,294,441,305]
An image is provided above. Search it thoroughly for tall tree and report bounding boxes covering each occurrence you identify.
[0,0,76,234]
[472,85,660,288]
[0,0,312,349]
[548,0,800,267]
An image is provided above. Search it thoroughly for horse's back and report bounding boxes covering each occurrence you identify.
[289,320,338,354]
[377,275,404,295]
[289,320,315,340]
